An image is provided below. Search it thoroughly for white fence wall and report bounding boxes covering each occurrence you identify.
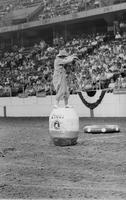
[0,93,126,117]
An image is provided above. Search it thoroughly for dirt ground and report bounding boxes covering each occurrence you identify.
[0,117,126,200]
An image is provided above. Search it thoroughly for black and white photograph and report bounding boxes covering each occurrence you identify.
[0,0,126,199]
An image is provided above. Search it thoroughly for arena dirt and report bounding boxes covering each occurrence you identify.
[0,117,126,199]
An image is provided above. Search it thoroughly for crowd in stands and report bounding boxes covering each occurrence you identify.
[0,0,42,26]
[16,0,42,9]
[0,0,125,26]
[38,0,109,20]
[0,0,42,12]
[0,30,126,97]
[37,0,126,21]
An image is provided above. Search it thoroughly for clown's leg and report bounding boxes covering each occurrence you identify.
[64,96,68,106]
[64,96,72,108]
[54,93,60,108]
[54,99,59,108]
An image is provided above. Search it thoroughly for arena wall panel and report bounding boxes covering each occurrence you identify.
[0,105,4,117]
[0,93,125,117]
[12,6,38,20]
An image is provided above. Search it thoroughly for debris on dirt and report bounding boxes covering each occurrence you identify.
[2,147,16,154]
[0,184,8,189]
[0,151,5,157]
[0,147,16,157]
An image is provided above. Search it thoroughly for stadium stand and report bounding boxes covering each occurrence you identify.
[0,31,126,97]
[30,0,126,21]
[0,0,125,26]
[0,0,126,97]
[0,0,42,26]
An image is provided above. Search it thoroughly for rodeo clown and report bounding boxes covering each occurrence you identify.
[53,49,78,108]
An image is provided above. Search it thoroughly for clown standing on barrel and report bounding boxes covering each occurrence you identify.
[53,49,78,108]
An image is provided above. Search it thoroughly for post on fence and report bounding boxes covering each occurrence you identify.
[90,109,94,118]
[3,106,7,118]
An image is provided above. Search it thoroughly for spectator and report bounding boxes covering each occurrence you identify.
[117,74,124,88]
[108,78,115,92]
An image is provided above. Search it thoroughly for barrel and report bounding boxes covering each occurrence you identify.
[49,107,79,146]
